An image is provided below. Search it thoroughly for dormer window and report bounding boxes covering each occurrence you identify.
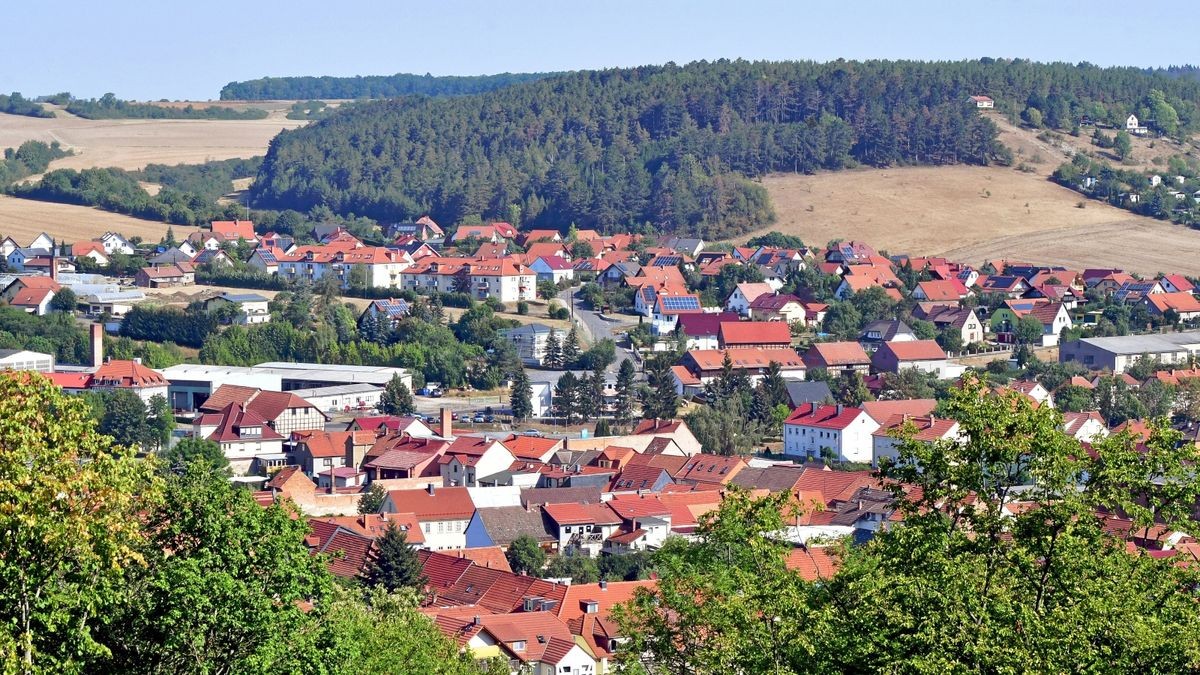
[511,640,526,652]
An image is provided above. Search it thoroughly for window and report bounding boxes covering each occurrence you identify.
[511,641,526,652]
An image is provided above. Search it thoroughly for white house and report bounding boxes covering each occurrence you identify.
[97,232,136,255]
[543,502,622,558]
[381,485,476,551]
[204,292,271,325]
[871,414,961,468]
[724,282,776,316]
[783,403,879,463]
[530,256,575,284]
[439,436,517,487]
[651,293,703,336]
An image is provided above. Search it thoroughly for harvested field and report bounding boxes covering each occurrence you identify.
[0,194,199,243]
[759,165,1200,276]
[0,104,304,172]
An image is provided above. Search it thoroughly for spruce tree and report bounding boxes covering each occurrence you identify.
[544,331,563,369]
[366,524,426,591]
[510,369,533,421]
[552,372,579,424]
[562,327,581,368]
[615,359,637,425]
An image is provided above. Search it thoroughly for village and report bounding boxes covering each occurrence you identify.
[2,200,1200,672]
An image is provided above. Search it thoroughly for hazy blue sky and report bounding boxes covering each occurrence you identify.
[4,0,1197,100]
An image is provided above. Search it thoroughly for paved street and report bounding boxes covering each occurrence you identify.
[556,286,640,379]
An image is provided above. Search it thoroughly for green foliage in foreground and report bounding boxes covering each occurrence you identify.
[0,372,487,673]
[615,376,1200,673]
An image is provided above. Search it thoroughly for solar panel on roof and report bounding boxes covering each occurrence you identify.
[661,296,700,311]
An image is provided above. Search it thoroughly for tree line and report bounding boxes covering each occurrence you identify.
[250,58,1200,240]
[0,92,53,118]
[63,92,269,120]
[219,70,562,100]
[0,140,71,185]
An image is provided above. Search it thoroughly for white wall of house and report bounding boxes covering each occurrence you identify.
[783,413,879,463]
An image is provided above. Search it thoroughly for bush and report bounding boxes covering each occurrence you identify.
[516,301,529,315]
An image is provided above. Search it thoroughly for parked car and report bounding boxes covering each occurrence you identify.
[430,389,444,398]
[459,414,472,424]
[472,414,485,424]
[522,429,543,437]
[483,414,495,423]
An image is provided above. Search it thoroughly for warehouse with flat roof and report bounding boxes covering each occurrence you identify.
[1059,331,1200,373]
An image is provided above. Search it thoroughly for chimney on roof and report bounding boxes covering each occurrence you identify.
[440,408,453,439]
[599,579,608,591]
[90,323,104,369]
[473,615,481,626]
[836,404,844,416]
[426,483,436,496]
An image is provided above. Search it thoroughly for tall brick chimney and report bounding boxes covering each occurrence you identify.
[90,323,104,369]
[439,408,453,439]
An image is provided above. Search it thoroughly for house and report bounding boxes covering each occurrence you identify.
[204,292,271,325]
[198,384,328,435]
[747,293,812,324]
[804,341,872,374]
[783,380,835,407]
[858,319,916,350]
[1113,280,1163,304]
[992,301,1072,346]
[1158,274,1195,295]
[783,403,879,463]
[381,485,476,550]
[0,349,54,373]
[1061,411,1109,442]
[191,403,285,474]
[290,429,375,479]
[651,293,703,336]
[463,504,557,550]
[193,249,235,268]
[871,340,950,377]
[925,307,985,346]
[914,279,970,303]
[717,321,793,349]
[543,502,622,557]
[673,454,747,488]
[604,495,675,553]
[360,298,411,326]
[6,247,50,272]
[630,418,704,456]
[871,414,961,467]
[530,256,575,284]
[519,229,563,245]
[149,247,195,267]
[247,247,282,275]
[1,276,61,315]
[464,612,595,673]
[466,259,536,304]
[361,434,447,481]
[678,348,807,393]
[1144,292,1200,321]
[70,241,110,267]
[676,312,740,350]
[664,236,705,257]
[92,359,171,404]
[1126,114,1147,135]
[1060,331,1200,373]
[500,323,566,366]
[386,216,444,242]
[834,266,903,301]
[439,436,517,487]
[970,95,994,108]
[725,282,777,315]
[96,232,135,255]
[347,415,435,438]
[978,275,1030,298]
[209,219,257,243]
[135,264,193,288]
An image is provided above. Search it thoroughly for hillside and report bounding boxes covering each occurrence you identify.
[220,71,563,100]
[761,165,1200,275]
[251,59,1200,240]
[0,193,188,242]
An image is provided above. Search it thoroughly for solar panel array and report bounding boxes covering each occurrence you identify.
[660,296,701,311]
[257,249,278,264]
[652,256,682,267]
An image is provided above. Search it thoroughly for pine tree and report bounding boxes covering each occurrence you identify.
[641,357,679,420]
[544,331,563,369]
[379,374,415,415]
[510,369,533,421]
[614,359,637,425]
[760,361,789,409]
[562,327,581,368]
[552,372,579,423]
[163,226,177,248]
[366,524,426,591]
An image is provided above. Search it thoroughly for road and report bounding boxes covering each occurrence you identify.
[556,286,640,379]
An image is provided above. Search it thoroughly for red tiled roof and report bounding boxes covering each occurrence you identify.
[718,321,792,346]
[860,399,938,424]
[677,311,741,338]
[210,219,256,240]
[1146,292,1200,314]
[501,434,562,460]
[785,403,867,430]
[206,403,284,443]
[442,546,512,572]
[876,340,946,361]
[674,454,747,484]
[417,549,474,589]
[785,546,840,581]
[45,372,92,389]
[916,279,969,301]
[8,287,54,307]
[543,502,621,526]
[871,414,958,441]
[318,528,374,578]
[93,359,169,387]
[385,486,476,520]
[687,348,806,371]
[607,494,672,519]
[805,341,870,367]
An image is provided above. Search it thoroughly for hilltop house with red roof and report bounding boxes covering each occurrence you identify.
[871,414,961,467]
[209,220,257,243]
[92,358,170,403]
[784,403,880,463]
[1158,274,1195,294]
[913,279,971,303]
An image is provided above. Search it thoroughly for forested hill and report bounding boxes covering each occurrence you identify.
[219,71,562,100]
[251,59,1200,240]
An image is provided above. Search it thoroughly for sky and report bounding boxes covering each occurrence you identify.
[4,0,1198,101]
